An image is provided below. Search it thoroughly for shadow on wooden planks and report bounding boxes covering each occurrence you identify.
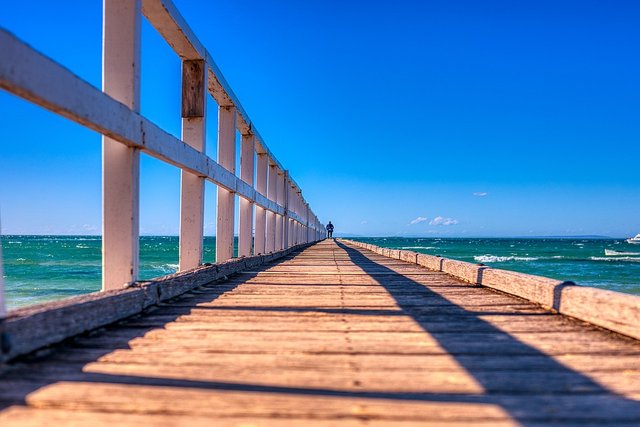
[334,240,640,425]
[0,241,639,425]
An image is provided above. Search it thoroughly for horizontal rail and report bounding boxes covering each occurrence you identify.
[140,0,300,191]
[0,29,299,220]
[342,239,640,341]
[1,0,326,299]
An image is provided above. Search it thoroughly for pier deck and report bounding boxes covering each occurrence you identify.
[1,239,639,426]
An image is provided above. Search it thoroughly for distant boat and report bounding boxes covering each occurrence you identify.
[627,234,640,245]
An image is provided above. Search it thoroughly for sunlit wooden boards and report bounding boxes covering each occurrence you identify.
[1,240,639,425]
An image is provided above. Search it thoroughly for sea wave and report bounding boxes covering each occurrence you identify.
[605,250,640,256]
[148,263,180,274]
[401,246,436,250]
[474,255,539,263]
[590,257,640,263]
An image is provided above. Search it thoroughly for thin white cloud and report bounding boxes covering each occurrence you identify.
[429,216,459,226]
[360,220,368,224]
[473,192,488,197]
[409,216,428,225]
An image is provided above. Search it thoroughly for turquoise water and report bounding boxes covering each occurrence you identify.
[1,236,226,309]
[2,236,639,310]
[350,237,640,295]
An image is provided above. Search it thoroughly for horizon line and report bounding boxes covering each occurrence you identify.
[0,233,628,240]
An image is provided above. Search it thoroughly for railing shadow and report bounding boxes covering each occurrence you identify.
[0,242,639,424]
[0,263,274,411]
[334,240,640,425]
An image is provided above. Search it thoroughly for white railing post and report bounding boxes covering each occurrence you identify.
[0,227,7,355]
[298,194,302,243]
[275,171,284,250]
[266,161,277,252]
[102,0,141,291]
[0,231,5,320]
[238,133,255,257]
[216,106,236,262]
[290,184,296,247]
[179,59,207,271]
[282,171,289,249]
[254,153,268,254]
[286,184,292,248]
[305,203,310,243]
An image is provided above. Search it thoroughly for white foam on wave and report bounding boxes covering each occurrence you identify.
[149,263,180,273]
[605,250,640,256]
[474,255,539,263]
[401,246,436,250]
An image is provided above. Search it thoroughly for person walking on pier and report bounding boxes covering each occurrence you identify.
[326,221,334,238]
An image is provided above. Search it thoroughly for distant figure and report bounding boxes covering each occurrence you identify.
[326,221,334,238]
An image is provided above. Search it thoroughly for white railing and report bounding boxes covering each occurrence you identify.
[0,0,326,299]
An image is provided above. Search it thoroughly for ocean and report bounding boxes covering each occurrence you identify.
[350,237,640,296]
[1,236,224,309]
[2,236,639,310]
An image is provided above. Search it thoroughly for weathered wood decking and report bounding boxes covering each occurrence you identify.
[1,239,639,426]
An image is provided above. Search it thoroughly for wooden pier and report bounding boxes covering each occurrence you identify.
[2,1,640,425]
[1,239,639,426]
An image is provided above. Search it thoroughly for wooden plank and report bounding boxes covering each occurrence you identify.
[0,407,546,427]
[343,239,640,341]
[2,380,640,422]
[11,362,639,395]
[46,348,640,373]
[0,244,310,362]
[2,240,640,425]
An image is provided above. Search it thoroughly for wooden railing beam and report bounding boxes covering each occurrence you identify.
[0,30,311,224]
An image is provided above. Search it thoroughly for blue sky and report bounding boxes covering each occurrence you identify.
[1,0,639,237]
